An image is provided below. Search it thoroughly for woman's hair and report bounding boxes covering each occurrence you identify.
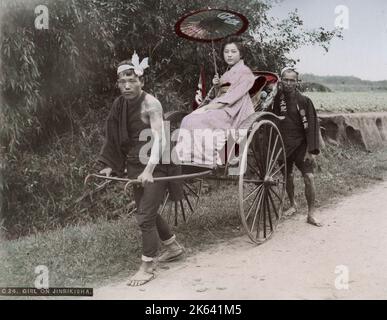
[221,36,246,59]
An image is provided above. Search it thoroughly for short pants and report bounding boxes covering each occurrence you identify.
[281,143,315,176]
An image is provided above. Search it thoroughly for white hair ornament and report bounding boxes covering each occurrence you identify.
[117,51,149,76]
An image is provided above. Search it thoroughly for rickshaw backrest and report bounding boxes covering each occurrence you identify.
[249,71,279,111]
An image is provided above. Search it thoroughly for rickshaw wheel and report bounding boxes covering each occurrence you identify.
[238,119,287,244]
[159,110,203,225]
[159,178,203,226]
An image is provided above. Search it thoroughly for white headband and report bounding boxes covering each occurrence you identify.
[117,64,134,75]
[281,66,298,77]
[117,51,149,76]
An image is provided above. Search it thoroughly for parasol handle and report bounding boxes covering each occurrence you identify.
[211,40,219,97]
[211,40,218,76]
[197,85,215,108]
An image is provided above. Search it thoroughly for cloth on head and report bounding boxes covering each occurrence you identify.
[280,66,298,78]
[117,51,149,76]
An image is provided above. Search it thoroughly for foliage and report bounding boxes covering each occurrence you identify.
[0,0,341,237]
[1,0,341,153]
[1,145,386,287]
[301,73,387,92]
[299,82,332,92]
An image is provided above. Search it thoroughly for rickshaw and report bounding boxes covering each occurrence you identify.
[85,71,287,245]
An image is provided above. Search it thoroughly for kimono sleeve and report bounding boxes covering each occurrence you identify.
[305,97,320,155]
[216,69,255,107]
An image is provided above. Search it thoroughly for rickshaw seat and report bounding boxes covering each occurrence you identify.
[249,71,280,111]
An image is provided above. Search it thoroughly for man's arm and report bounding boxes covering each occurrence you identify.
[137,95,166,185]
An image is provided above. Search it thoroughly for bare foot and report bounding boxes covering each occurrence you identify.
[127,261,155,287]
[307,215,323,227]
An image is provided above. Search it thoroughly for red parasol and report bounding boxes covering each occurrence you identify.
[175,8,249,74]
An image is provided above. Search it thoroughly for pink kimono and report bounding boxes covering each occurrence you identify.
[175,60,256,168]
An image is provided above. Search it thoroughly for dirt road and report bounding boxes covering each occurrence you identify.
[92,180,387,300]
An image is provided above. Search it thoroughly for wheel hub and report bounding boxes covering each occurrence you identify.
[264,175,278,187]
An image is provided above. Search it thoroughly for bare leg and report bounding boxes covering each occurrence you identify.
[127,260,156,286]
[304,173,322,227]
[284,172,297,215]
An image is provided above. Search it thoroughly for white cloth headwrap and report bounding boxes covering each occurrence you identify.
[117,51,149,76]
[280,66,298,77]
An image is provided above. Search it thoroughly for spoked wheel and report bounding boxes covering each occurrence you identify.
[159,110,203,226]
[238,119,287,244]
[159,178,203,226]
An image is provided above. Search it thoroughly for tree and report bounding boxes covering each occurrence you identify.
[1,0,341,155]
[0,0,341,237]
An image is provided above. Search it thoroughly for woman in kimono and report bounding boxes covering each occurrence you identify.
[174,37,256,168]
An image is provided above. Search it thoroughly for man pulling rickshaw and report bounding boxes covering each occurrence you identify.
[89,8,322,287]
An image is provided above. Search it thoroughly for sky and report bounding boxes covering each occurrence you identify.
[268,0,387,81]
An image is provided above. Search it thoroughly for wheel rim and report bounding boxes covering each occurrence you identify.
[238,119,286,244]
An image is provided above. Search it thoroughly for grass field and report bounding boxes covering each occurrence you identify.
[1,145,387,291]
[2,89,387,293]
[304,91,387,113]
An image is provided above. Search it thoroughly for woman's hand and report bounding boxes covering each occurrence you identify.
[195,89,203,105]
[212,73,220,86]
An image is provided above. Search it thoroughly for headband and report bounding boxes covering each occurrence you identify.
[117,51,149,76]
[280,66,298,77]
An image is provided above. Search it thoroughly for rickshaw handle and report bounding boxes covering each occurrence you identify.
[84,169,213,192]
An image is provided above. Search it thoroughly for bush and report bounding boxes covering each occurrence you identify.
[0,0,341,238]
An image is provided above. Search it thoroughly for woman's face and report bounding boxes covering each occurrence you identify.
[223,43,241,66]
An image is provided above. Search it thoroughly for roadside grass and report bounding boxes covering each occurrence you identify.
[1,145,386,290]
[293,144,387,213]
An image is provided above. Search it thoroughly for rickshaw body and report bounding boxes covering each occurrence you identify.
[86,71,287,245]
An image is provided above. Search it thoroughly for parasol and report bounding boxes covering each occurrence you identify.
[175,8,249,75]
